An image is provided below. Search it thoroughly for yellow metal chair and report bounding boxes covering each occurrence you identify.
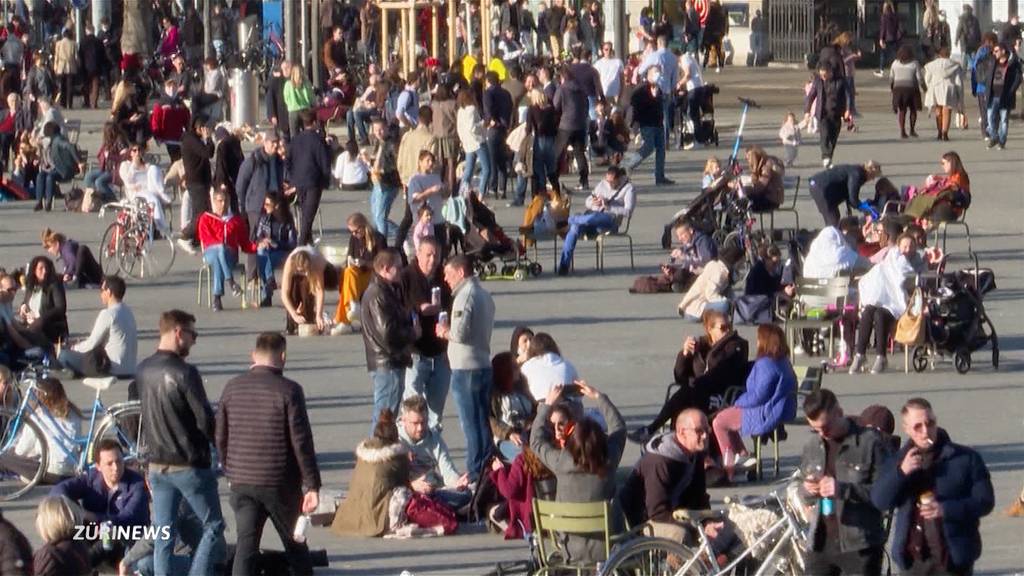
[532,499,614,575]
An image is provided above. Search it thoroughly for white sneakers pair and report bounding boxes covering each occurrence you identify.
[330,303,363,336]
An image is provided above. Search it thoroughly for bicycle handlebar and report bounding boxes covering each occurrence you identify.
[737,97,761,109]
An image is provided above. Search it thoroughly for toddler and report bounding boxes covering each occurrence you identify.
[413,204,434,253]
[778,112,802,167]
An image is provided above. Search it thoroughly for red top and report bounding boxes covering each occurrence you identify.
[198,212,257,253]
[489,453,536,540]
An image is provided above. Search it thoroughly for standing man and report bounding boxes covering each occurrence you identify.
[985,42,1022,151]
[57,275,137,378]
[361,249,418,431]
[804,63,850,168]
[53,29,77,110]
[216,332,322,576]
[436,255,495,482]
[78,24,107,109]
[178,117,215,255]
[955,5,982,68]
[799,389,889,575]
[593,42,624,106]
[135,310,226,576]
[482,71,514,197]
[678,46,707,150]
[402,237,452,430]
[287,110,332,246]
[236,131,286,276]
[638,35,679,141]
[395,72,420,131]
[626,66,672,185]
[872,398,994,576]
[369,118,403,238]
[553,67,590,192]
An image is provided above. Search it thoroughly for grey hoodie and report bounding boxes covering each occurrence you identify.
[618,431,709,526]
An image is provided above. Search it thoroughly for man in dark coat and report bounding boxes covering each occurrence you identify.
[78,24,107,108]
[178,116,214,253]
[985,43,1022,150]
[286,110,331,246]
[266,61,292,141]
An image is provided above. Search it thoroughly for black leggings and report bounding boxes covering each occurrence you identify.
[856,305,896,357]
[819,116,842,161]
[554,128,589,189]
[646,384,709,434]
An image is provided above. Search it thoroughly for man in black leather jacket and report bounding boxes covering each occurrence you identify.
[360,249,418,433]
[135,309,226,576]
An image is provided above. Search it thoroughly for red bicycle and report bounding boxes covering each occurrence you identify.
[98,199,176,280]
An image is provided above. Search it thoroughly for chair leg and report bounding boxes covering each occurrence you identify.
[628,236,635,270]
[754,437,762,481]
[773,429,780,478]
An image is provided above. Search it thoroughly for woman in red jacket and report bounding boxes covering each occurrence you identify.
[488,446,554,540]
[198,189,256,310]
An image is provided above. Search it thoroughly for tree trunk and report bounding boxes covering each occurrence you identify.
[121,0,152,56]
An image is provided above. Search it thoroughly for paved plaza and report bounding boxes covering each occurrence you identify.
[1,68,1022,574]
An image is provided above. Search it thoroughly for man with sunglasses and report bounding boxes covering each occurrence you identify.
[799,388,890,575]
[873,398,994,576]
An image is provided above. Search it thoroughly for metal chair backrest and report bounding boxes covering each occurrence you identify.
[532,499,612,568]
[794,276,850,311]
[64,119,81,145]
[783,175,801,209]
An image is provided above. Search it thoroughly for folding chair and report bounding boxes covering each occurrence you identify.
[784,276,851,363]
[532,499,615,576]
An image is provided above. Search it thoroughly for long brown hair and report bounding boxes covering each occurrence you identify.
[347,212,377,253]
[941,151,969,188]
[565,417,609,477]
[755,324,789,360]
[521,446,554,480]
[36,378,82,419]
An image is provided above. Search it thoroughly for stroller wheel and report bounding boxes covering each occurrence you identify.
[954,349,972,374]
[513,268,527,281]
[912,346,930,373]
[530,262,543,276]
[501,265,515,276]
[486,262,499,276]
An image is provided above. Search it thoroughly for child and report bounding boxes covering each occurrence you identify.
[413,204,434,253]
[778,112,802,167]
[701,157,724,190]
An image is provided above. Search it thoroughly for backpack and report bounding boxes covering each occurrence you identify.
[63,186,84,212]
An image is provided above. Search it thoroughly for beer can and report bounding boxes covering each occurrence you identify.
[293,514,311,543]
[431,286,441,307]
[438,311,449,327]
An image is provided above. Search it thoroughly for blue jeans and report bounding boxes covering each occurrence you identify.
[532,135,557,194]
[988,98,1009,145]
[559,211,619,271]
[403,353,451,430]
[202,244,237,296]
[371,368,405,434]
[370,182,399,239]
[450,367,494,481]
[661,94,674,142]
[346,108,376,142]
[34,169,61,203]
[83,169,114,199]
[633,126,666,181]
[434,487,473,511]
[148,467,226,576]
[256,247,287,299]
[461,143,492,194]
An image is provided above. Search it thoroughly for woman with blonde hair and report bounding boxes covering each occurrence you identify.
[283,64,315,137]
[33,496,90,576]
[110,80,147,143]
[281,245,339,335]
[331,212,385,335]
[41,228,104,288]
[525,87,559,197]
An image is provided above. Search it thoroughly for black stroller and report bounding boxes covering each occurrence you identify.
[459,194,542,281]
[910,256,999,374]
[678,83,720,148]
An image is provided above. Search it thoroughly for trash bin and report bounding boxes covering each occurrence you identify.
[229,68,259,130]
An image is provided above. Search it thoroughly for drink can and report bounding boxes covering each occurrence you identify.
[101,521,113,551]
[293,514,310,543]
[438,311,449,327]
[820,497,834,517]
[431,286,441,307]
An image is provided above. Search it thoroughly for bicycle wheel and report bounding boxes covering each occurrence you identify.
[601,538,710,576]
[0,407,49,501]
[136,232,176,279]
[94,402,146,472]
[99,222,128,277]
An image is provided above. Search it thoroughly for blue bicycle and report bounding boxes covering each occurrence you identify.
[0,352,144,500]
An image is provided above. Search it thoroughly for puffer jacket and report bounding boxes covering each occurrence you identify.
[150,95,190,143]
[360,275,416,371]
[135,350,216,468]
[236,148,285,215]
[733,356,797,437]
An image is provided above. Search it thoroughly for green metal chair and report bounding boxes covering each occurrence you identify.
[532,499,614,575]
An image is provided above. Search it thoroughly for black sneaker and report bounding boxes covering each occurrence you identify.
[655,178,677,186]
[212,296,223,311]
[627,426,651,445]
[259,295,273,308]
[987,140,998,149]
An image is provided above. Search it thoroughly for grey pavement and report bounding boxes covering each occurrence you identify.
[1,68,1022,575]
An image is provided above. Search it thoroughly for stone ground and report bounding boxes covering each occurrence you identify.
[1,68,1022,575]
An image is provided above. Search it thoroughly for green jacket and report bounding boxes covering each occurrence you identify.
[283,81,314,112]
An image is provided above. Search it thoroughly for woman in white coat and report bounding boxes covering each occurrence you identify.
[923,46,963,141]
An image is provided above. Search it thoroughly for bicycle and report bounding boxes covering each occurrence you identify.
[98,198,176,280]
[599,476,808,576]
[0,352,144,501]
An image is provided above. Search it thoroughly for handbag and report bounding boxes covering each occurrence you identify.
[733,294,774,325]
[405,493,458,535]
[895,288,926,345]
[79,344,112,377]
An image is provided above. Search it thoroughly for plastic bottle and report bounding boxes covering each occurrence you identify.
[293,514,310,543]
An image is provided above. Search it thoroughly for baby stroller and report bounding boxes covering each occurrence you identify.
[678,83,721,148]
[910,257,999,374]
[460,194,542,281]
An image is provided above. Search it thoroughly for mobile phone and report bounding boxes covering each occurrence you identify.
[563,383,582,397]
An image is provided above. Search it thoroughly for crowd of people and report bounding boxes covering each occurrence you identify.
[0,0,1022,575]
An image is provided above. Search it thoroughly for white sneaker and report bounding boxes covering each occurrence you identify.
[347,302,362,324]
[330,323,354,336]
[684,141,703,151]
[176,238,198,255]
[849,353,866,375]
[793,344,806,356]
[873,70,885,78]
[870,355,887,375]
[822,158,832,168]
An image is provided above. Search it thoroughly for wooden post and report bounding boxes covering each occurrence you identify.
[481,0,491,64]
[409,5,418,76]
[447,0,456,66]
[382,4,390,68]
[431,3,439,60]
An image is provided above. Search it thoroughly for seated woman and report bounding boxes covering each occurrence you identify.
[41,228,103,288]
[18,256,68,349]
[744,244,787,298]
[490,351,536,461]
[14,377,83,481]
[331,212,385,335]
[520,333,579,402]
[33,496,91,576]
[81,122,128,203]
[711,324,797,483]
[735,145,785,211]
[332,139,370,191]
[197,189,257,311]
[118,142,172,233]
[488,446,554,539]
[330,409,409,537]
[677,244,743,321]
[252,193,297,307]
[510,326,534,365]
[801,219,870,279]
[281,245,339,335]
[904,151,970,224]
[530,381,626,566]
[629,309,750,443]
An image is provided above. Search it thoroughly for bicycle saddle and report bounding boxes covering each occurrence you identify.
[82,377,117,392]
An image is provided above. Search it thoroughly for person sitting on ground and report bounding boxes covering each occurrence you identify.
[904,151,971,224]
[557,165,635,276]
[14,377,82,480]
[711,324,798,483]
[619,408,711,538]
[331,213,386,335]
[17,256,67,349]
[118,142,172,234]
[510,326,534,365]
[0,507,34,576]
[41,228,103,289]
[667,219,717,292]
[520,332,579,403]
[332,139,370,191]
[744,244,790,298]
[629,309,750,443]
[0,273,35,365]
[280,245,339,335]
[32,496,91,576]
[531,381,626,565]
[488,444,553,539]
[490,351,535,461]
[252,193,297,307]
[677,244,744,321]
[57,276,136,378]
[330,409,410,537]
[197,189,257,312]
[399,396,473,511]
[50,438,149,568]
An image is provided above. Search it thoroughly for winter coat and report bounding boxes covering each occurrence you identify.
[237,148,286,215]
[923,57,963,109]
[330,439,409,537]
[733,356,797,437]
[618,432,709,527]
[871,429,994,571]
[490,453,539,540]
[197,212,256,253]
[674,331,749,389]
[53,37,77,75]
[150,96,190,142]
[986,54,1023,111]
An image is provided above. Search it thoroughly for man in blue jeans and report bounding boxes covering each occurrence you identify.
[558,165,636,275]
[369,118,402,237]
[985,43,1022,151]
[402,238,452,430]
[626,66,674,185]
[134,309,226,576]
[360,249,418,432]
[437,255,495,481]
